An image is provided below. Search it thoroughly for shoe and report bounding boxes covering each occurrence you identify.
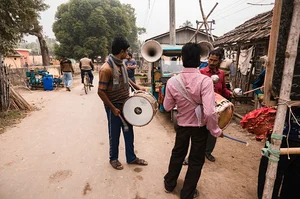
[205,153,215,162]
[66,87,71,91]
[90,84,94,87]
[193,189,199,198]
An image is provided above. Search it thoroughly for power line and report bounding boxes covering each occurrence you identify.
[247,2,275,6]
[215,0,272,21]
[210,0,249,19]
[145,0,156,29]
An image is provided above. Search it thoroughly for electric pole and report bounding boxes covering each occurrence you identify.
[169,0,176,45]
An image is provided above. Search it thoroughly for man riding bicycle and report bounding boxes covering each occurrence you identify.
[80,54,94,87]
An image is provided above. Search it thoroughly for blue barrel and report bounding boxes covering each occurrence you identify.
[43,75,54,91]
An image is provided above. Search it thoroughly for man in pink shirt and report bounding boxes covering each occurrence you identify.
[163,43,223,199]
[200,49,233,162]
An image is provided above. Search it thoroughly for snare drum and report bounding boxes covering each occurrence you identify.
[123,91,158,127]
[215,93,234,129]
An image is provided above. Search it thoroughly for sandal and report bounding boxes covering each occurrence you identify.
[129,157,148,166]
[110,160,124,170]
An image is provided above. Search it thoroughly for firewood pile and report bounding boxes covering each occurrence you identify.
[9,87,33,111]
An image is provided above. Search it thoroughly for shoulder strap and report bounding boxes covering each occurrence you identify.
[174,75,197,106]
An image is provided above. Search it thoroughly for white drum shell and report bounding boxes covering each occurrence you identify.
[123,92,158,126]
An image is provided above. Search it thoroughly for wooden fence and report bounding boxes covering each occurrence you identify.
[0,54,10,111]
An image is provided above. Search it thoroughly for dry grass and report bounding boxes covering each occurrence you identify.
[0,110,26,134]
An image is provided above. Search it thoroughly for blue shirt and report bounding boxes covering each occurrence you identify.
[125,59,137,78]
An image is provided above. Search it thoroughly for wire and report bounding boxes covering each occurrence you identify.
[210,0,249,19]
[145,0,156,29]
[215,0,272,21]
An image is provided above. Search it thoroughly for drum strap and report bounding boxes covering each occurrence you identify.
[174,75,203,126]
[174,75,198,106]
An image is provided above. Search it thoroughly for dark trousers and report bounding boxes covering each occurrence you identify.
[205,133,216,155]
[257,138,300,199]
[164,125,209,199]
[81,70,94,84]
[104,105,136,163]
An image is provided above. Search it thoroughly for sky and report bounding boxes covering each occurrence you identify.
[26,0,275,42]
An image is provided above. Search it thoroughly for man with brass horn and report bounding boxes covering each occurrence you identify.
[163,42,223,199]
[200,49,234,162]
[98,36,147,170]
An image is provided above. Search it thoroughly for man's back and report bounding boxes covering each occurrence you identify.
[80,57,92,70]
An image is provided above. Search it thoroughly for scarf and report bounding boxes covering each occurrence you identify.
[108,54,129,91]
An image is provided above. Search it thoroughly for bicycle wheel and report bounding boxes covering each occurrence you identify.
[84,73,89,94]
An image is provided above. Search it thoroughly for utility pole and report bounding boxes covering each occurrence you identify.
[189,2,218,42]
[169,0,176,45]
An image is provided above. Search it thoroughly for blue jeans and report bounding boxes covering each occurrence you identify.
[63,72,73,88]
[105,105,136,163]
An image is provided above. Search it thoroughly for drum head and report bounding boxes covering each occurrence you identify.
[123,95,154,126]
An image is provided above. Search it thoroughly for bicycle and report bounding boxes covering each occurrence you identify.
[83,72,92,94]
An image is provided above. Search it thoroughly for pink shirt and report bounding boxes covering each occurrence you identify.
[163,68,222,137]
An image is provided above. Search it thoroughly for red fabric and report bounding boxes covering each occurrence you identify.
[200,67,231,99]
[240,107,277,140]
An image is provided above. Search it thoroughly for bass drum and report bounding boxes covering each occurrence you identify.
[215,93,234,130]
[123,91,158,127]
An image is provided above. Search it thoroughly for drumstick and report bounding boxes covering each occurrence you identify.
[243,86,264,95]
[119,115,129,132]
[223,134,249,146]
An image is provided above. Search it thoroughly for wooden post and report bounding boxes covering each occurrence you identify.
[264,0,282,106]
[199,0,210,41]
[262,1,300,198]
[169,0,176,45]
[188,3,218,42]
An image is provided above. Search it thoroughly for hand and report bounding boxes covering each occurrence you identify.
[230,92,235,98]
[112,107,121,116]
[219,133,224,138]
[140,87,147,92]
[258,94,264,103]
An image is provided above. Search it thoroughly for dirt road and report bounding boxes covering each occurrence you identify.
[0,76,264,199]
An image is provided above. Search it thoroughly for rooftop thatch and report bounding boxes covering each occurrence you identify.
[214,10,273,46]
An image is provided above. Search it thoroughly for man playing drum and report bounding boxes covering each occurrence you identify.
[98,36,147,170]
[163,43,223,199]
[200,49,233,162]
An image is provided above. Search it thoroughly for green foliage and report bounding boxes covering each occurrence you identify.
[53,0,140,60]
[180,20,194,28]
[19,36,57,56]
[0,0,48,54]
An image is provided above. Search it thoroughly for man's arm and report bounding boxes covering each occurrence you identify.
[201,78,223,137]
[126,60,137,70]
[98,69,120,116]
[163,80,175,112]
[79,61,82,70]
[221,72,232,98]
[90,61,94,71]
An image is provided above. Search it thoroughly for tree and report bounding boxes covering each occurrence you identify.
[22,19,51,66]
[0,0,48,54]
[179,20,194,28]
[53,0,141,61]
[19,36,57,56]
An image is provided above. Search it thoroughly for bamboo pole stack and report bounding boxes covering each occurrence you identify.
[9,87,33,111]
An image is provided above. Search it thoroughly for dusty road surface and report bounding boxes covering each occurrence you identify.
[0,76,264,199]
